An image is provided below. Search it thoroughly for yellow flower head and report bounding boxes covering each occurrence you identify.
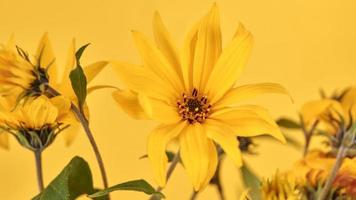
[261,172,303,200]
[0,95,73,151]
[0,34,107,146]
[300,87,356,136]
[112,4,290,190]
[288,151,356,198]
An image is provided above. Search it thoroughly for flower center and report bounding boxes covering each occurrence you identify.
[177,88,211,124]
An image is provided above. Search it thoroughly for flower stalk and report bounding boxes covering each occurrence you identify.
[46,86,109,193]
[300,115,319,156]
[317,125,355,200]
[34,150,44,192]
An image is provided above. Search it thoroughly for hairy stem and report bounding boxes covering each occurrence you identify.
[34,150,44,192]
[46,86,109,195]
[149,152,180,200]
[317,144,347,200]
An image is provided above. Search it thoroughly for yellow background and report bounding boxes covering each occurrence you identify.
[0,0,356,199]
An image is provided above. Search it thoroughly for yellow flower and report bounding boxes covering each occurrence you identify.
[288,151,356,198]
[112,4,289,190]
[0,33,107,147]
[261,172,303,200]
[0,95,74,151]
[300,87,356,135]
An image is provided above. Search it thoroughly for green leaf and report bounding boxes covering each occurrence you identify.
[88,179,164,198]
[32,156,93,200]
[241,161,261,200]
[70,44,90,109]
[276,118,301,129]
[139,151,175,162]
[284,134,303,150]
[75,43,90,65]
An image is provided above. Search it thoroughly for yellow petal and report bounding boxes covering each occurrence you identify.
[181,20,200,91]
[23,96,58,129]
[341,87,356,124]
[205,23,253,104]
[36,33,58,86]
[300,99,345,132]
[84,61,108,84]
[63,123,80,146]
[49,95,73,123]
[0,130,9,149]
[152,12,183,82]
[112,90,149,120]
[179,124,218,191]
[214,83,292,109]
[5,34,15,51]
[147,122,186,187]
[111,61,178,102]
[193,3,222,91]
[211,105,286,143]
[239,190,251,200]
[139,95,181,124]
[131,31,184,94]
[61,38,76,84]
[205,119,242,166]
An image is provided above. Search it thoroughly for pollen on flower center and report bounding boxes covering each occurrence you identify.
[177,88,211,124]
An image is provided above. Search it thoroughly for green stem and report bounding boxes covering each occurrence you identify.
[300,116,319,156]
[46,86,109,196]
[190,191,198,200]
[34,150,44,192]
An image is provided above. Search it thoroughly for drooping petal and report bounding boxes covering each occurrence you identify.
[0,130,9,149]
[111,61,178,102]
[147,122,186,187]
[139,95,181,124]
[205,119,242,166]
[179,124,218,191]
[153,12,183,82]
[211,105,286,143]
[192,3,222,91]
[205,23,253,104]
[214,83,292,109]
[112,90,149,120]
[131,31,184,94]
[36,33,58,86]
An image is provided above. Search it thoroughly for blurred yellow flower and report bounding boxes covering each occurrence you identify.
[0,95,74,151]
[300,87,356,136]
[261,173,303,200]
[288,151,356,198]
[112,4,289,190]
[0,34,107,146]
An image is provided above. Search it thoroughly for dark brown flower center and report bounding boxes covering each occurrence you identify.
[177,88,211,124]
